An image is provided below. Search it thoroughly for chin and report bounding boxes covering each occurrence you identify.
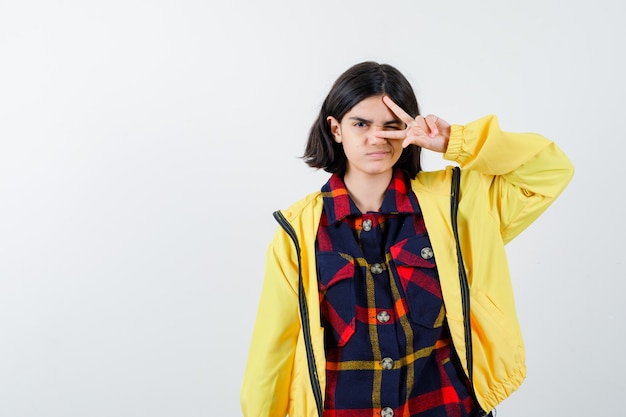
[364,166,394,176]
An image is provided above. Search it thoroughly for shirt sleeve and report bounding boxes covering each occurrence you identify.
[443,114,574,244]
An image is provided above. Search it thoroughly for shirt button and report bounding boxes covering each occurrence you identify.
[420,247,434,260]
[376,310,390,323]
[381,357,394,370]
[362,219,373,231]
[370,263,383,274]
[381,407,394,417]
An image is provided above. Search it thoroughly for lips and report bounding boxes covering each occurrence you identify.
[367,149,391,158]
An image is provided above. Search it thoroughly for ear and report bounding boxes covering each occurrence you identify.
[326,116,342,143]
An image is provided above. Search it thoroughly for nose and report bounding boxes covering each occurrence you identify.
[367,125,387,144]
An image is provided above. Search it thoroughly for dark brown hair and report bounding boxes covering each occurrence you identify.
[303,61,421,178]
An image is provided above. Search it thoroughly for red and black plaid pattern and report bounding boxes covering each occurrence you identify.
[316,169,476,417]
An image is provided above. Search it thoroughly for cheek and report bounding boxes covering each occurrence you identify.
[391,142,404,158]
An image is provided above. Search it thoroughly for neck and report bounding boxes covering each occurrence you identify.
[343,170,392,213]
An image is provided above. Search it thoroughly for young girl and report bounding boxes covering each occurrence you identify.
[241,61,573,417]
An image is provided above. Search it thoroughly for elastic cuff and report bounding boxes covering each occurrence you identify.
[443,124,464,162]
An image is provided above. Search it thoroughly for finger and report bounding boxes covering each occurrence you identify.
[402,136,428,149]
[423,114,439,137]
[373,130,406,140]
[414,116,428,132]
[382,96,415,126]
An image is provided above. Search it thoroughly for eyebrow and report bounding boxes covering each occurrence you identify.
[348,117,403,126]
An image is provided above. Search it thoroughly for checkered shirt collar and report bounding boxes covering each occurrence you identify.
[320,169,421,224]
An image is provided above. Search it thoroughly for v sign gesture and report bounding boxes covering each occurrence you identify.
[375,96,451,153]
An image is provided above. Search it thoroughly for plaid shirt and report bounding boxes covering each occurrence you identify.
[316,169,476,417]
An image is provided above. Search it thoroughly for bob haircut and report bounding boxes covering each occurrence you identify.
[303,61,421,178]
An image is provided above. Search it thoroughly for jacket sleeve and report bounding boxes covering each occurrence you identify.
[240,227,300,417]
[443,115,574,244]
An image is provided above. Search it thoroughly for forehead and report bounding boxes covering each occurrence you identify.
[345,95,397,121]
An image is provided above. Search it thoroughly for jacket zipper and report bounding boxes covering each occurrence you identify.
[451,167,488,416]
[451,167,473,381]
[273,210,324,417]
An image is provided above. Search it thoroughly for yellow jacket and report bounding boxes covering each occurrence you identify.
[241,115,574,416]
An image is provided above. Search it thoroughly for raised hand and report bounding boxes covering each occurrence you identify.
[375,96,451,153]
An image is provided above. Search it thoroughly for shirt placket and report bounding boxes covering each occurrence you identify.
[359,213,402,414]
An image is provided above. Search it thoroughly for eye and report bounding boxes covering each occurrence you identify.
[384,124,403,131]
[353,121,368,128]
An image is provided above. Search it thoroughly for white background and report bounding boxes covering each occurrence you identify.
[1,0,624,416]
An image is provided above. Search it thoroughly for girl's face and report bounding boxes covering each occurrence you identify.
[327,95,404,182]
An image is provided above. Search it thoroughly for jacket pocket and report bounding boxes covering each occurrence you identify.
[390,235,444,328]
[471,289,522,345]
[317,251,355,347]
[468,289,526,401]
